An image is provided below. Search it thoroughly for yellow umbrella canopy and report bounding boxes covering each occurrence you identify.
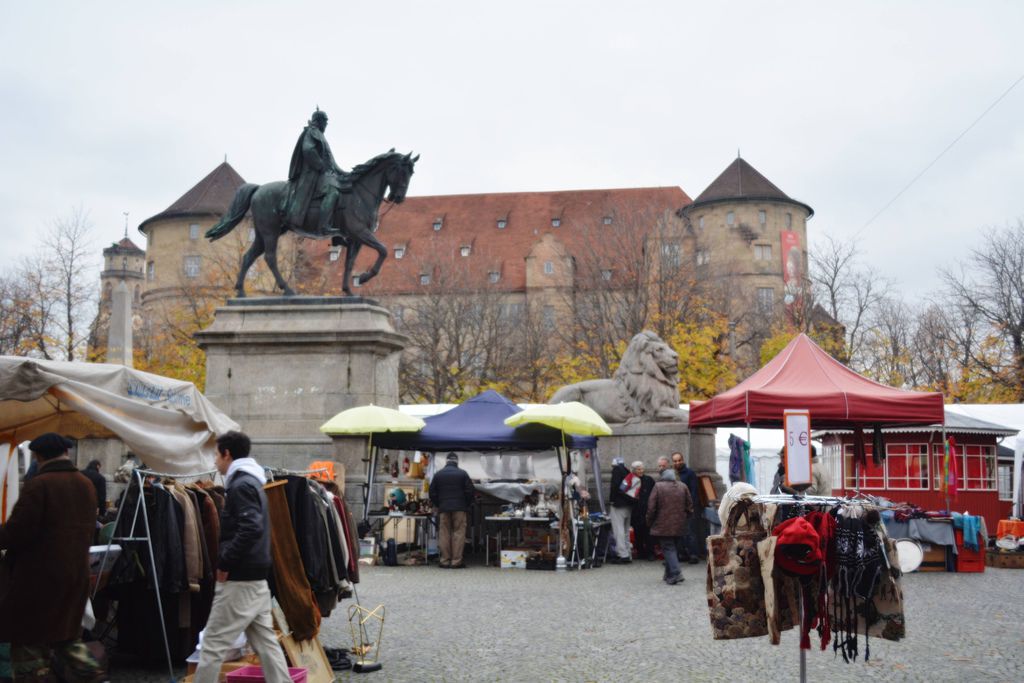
[319,404,425,435]
[504,401,613,437]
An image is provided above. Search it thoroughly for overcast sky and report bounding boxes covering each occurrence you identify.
[1,1,1021,300]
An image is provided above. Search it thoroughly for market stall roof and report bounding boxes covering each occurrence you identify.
[0,356,238,473]
[689,334,945,429]
[372,390,598,452]
[814,409,1018,438]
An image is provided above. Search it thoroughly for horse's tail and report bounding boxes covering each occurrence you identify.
[205,183,259,241]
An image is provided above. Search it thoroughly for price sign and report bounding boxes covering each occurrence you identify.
[783,409,812,486]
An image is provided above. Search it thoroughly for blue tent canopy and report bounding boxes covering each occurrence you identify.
[373,390,598,452]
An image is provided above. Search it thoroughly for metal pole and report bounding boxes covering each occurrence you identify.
[134,470,175,683]
[798,589,807,683]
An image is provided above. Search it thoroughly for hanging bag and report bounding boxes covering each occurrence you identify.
[706,500,770,640]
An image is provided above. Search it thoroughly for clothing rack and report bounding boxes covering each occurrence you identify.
[747,492,890,683]
[265,466,330,478]
[94,467,217,683]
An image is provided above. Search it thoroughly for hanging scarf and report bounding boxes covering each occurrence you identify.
[871,426,885,466]
[851,428,868,477]
[940,436,960,501]
[741,438,756,488]
[832,511,883,662]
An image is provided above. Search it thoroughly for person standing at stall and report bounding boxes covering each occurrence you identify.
[80,459,106,517]
[629,461,656,561]
[646,468,693,585]
[429,453,475,569]
[672,451,701,564]
[194,431,291,683]
[0,432,105,682]
[607,457,635,563]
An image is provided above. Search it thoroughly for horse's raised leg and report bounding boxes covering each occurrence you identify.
[356,232,388,286]
[262,233,295,296]
[342,241,362,296]
[234,232,265,298]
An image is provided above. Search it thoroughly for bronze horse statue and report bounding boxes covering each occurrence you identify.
[206,150,418,297]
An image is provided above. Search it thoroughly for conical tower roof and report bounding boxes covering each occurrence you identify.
[139,161,246,235]
[689,157,813,216]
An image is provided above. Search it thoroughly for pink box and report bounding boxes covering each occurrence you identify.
[225,665,307,683]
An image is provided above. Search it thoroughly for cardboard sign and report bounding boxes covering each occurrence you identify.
[783,410,812,487]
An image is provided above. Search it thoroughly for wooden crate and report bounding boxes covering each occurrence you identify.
[918,543,950,572]
[985,550,1024,568]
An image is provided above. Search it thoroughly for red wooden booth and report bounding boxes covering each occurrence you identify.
[816,411,1017,531]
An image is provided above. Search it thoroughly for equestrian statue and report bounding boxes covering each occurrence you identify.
[206,108,418,297]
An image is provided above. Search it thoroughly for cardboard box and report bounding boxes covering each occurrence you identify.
[918,543,950,572]
[500,548,528,569]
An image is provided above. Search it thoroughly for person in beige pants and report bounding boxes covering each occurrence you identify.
[429,453,475,568]
[195,431,291,683]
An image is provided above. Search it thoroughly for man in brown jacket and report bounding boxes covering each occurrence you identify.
[0,433,104,682]
[645,468,693,585]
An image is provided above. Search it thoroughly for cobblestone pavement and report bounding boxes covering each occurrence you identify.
[114,560,1024,682]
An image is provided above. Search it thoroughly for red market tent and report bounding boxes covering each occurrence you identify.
[689,334,944,429]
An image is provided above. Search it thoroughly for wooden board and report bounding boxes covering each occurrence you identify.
[272,604,335,683]
[698,475,717,507]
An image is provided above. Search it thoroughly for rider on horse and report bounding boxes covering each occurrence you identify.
[284,108,349,237]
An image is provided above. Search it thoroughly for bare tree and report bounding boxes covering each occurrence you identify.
[0,274,34,355]
[809,233,890,367]
[940,220,1024,400]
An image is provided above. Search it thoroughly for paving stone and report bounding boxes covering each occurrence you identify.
[111,562,1024,682]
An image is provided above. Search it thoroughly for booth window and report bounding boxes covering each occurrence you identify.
[886,443,929,490]
[843,443,884,489]
[998,463,1013,500]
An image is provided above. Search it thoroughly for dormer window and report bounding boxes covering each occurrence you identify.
[460,245,471,257]
[543,261,554,275]
[432,219,443,231]
[488,271,500,283]
[351,275,361,288]
[601,269,612,281]
[551,218,561,227]
[603,216,613,225]
[419,273,431,285]
[497,219,507,229]
[394,246,405,259]
[329,246,341,262]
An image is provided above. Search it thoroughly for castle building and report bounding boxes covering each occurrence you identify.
[121,155,813,379]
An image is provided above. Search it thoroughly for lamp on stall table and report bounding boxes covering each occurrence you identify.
[348,603,385,673]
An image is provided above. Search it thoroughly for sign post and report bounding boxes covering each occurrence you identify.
[783,409,812,488]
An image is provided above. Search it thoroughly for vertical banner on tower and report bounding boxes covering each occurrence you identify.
[783,409,812,487]
[780,230,802,307]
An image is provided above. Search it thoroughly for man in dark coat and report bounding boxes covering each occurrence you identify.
[629,461,656,561]
[195,430,290,683]
[428,453,475,568]
[80,459,106,517]
[0,432,104,681]
[646,468,693,585]
[672,451,702,563]
[284,109,347,236]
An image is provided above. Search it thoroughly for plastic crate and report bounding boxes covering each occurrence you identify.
[225,665,307,683]
[954,530,986,573]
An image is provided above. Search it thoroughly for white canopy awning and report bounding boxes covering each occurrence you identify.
[0,356,238,474]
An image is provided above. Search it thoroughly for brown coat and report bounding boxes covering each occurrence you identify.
[0,458,96,643]
[646,478,693,538]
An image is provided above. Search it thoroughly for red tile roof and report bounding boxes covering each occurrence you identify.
[139,162,246,234]
[306,186,692,294]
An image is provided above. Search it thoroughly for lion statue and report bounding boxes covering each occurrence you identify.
[549,330,688,424]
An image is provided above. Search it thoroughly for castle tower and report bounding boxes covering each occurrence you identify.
[91,236,145,363]
[137,161,246,309]
[679,157,814,370]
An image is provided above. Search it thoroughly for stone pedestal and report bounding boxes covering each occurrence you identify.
[195,296,405,470]
[597,422,722,491]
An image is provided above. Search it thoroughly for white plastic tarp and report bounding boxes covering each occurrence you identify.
[0,356,238,474]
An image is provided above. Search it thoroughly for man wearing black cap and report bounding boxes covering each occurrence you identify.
[0,432,104,682]
[429,453,475,568]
